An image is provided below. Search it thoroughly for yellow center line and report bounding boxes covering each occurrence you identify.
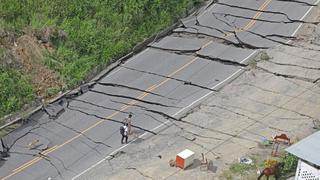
[2,145,59,180]
[12,146,58,173]
[2,0,273,179]
[240,0,273,31]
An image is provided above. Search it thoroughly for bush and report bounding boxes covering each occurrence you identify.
[281,153,298,174]
[0,68,34,121]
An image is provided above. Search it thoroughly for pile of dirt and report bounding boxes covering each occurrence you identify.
[12,35,62,96]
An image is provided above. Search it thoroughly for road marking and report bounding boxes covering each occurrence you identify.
[2,0,276,179]
[2,145,59,180]
[71,49,258,180]
[72,0,319,178]
[241,0,273,31]
[1,56,199,180]
[71,0,277,179]
[290,0,320,37]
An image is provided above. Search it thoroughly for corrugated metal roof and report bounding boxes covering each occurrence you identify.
[286,131,320,166]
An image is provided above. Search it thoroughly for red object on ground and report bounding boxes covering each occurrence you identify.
[175,149,195,169]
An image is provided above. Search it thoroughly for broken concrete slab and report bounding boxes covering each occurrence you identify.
[196,42,255,64]
[149,36,208,52]
[173,25,227,39]
[44,104,65,119]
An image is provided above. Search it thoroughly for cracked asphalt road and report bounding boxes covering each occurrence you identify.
[0,0,318,179]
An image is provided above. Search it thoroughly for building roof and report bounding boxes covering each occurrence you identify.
[286,131,320,166]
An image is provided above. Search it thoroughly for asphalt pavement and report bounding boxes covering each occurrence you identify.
[0,0,317,179]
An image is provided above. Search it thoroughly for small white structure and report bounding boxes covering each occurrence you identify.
[295,160,320,180]
[176,149,195,169]
[286,131,320,180]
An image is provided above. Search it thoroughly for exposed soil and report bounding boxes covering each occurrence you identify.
[1,31,62,97]
[13,35,62,96]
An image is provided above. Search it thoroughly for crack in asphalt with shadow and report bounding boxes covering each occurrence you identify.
[109,100,225,142]
[148,45,248,67]
[213,11,320,25]
[6,119,52,150]
[4,1,320,179]
[275,0,316,6]
[121,65,219,92]
[255,66,319,83]
[52,118,112,149]
[70,98,130,115]
[266,59,320,70]
[89,89,179,108]
[216,2,317,24]
[65,104,157,135]
[9,149,65,179]
[195,16,229,36]
[96,82,178,101]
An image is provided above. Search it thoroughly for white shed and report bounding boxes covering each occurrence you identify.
[286,131,320,180]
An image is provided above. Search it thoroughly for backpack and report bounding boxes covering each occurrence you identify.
[120,126,125,135]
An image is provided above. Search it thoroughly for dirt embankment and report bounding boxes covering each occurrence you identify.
[0,28,63,97]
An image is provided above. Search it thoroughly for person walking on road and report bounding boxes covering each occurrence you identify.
[123,113,132,135]
[120,124,128,144]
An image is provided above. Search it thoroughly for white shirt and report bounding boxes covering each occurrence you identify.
[123,126,128,135]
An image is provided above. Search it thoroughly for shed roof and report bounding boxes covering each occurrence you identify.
[286,131,320,166]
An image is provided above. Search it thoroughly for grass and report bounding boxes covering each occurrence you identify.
[230,163,256,174]
[0,68,34,119]
[221,152,298,180]
[0,0,204,120]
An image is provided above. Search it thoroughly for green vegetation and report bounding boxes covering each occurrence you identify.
[221,153,299,180]
[222,162,257,180]
[0,0,203,119]
[280,153,298,177]
[1,0,203,86]
[0,68,34,121]
[230,163,255,174]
